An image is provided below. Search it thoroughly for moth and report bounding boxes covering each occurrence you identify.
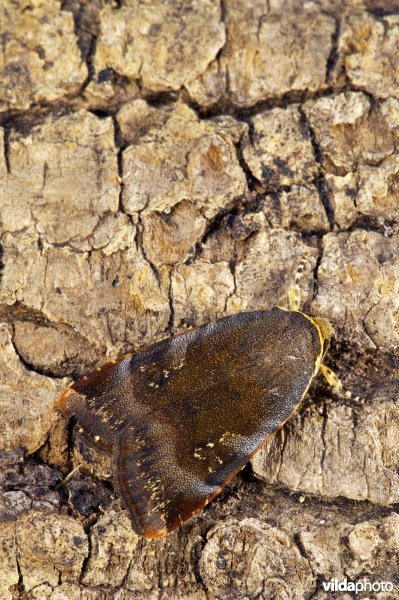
[59,269,340,538]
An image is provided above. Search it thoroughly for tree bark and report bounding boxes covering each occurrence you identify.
[1,1,398,598]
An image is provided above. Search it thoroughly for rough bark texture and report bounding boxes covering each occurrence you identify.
[1,0,398,598]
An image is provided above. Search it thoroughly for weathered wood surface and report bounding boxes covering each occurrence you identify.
[0,1,398,598]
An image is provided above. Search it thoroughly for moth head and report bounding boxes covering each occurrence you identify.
[310,316,335,344]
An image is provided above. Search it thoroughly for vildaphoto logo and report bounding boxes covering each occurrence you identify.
[322,578,394,594]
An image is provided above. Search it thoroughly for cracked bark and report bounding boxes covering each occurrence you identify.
[1,1,398,599]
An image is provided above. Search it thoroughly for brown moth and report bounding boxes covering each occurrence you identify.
[59,273,340,538]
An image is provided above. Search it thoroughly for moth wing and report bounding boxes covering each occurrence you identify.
[112,309,321,537]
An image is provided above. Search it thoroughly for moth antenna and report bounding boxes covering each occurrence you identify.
[54,464,82,490]
[288,256,307,311]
